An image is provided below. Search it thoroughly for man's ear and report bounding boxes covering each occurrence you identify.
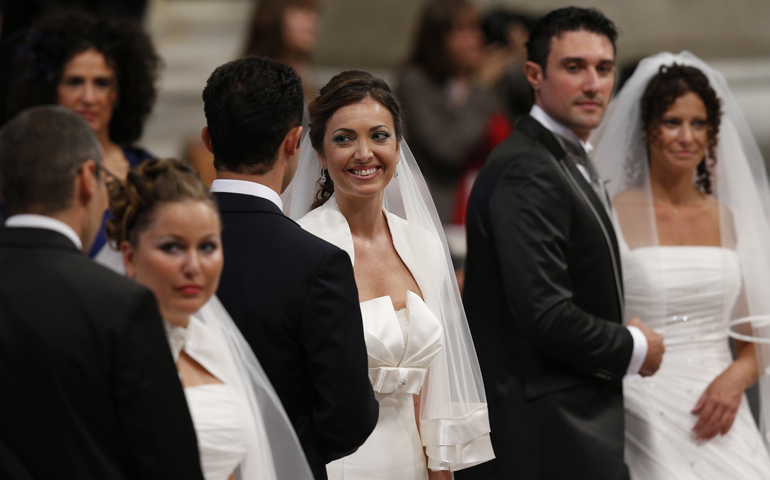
[524,61,544,91]
[284,126,303,157]
[201,126,214,154]
[76,160,98,206]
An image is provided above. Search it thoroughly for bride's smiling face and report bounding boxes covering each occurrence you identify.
[320,97,400,201]
[123,200,223,326]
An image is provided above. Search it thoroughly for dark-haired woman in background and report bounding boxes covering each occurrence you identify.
[242,0,319,103]
[11,9,159,257]
[283,70,494,480]
[593,52,770,479]
[186,0,320,187]
[107,158,313,480]
[396,0,500,223]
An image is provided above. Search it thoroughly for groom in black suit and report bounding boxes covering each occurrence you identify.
[459,8,665,480]
[202,56,378,480]
[0,106,204,480]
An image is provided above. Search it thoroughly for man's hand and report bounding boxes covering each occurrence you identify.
[627,317,664,376]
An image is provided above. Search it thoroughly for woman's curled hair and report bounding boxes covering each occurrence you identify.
[12,9,160,144]
[641,64,722,194]
[106,158,216,246]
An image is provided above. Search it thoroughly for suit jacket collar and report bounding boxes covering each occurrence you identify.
[0,226,82,254]
[516,115,614,228]
[515,115,570,163]
[214,191,286,216]
[516,115,625,305]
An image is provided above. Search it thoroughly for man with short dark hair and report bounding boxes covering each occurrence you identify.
[459,7,665,480]
[0,106,204,480]
[202,56,378,480]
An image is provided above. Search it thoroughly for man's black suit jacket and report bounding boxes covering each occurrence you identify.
[215,192,378,480]
[0,227,204,480]
[458,116,634,480]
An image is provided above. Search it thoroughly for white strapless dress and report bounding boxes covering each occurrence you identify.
[166,316,254,480]
[622,246,770,479]
[326,291,443,480]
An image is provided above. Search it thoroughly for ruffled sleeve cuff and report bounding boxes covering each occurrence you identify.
[420,404,495,471]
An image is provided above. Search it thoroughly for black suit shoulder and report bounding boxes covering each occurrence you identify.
[0,228,204,480]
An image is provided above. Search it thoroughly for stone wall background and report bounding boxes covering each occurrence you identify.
[142,0,770,161]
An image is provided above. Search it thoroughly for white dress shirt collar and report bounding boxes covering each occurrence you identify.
[5,214,83,250]
[529,104,594,154]
[209,179,283,211]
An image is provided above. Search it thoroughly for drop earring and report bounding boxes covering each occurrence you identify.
[394,167,399,179]
[320,166,327,184]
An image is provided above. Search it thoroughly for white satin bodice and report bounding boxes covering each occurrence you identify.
[185,384,251,480]
[166,317,252,480]
[327,293,442,480]
[624,246,741,347]
[363,291,443,395]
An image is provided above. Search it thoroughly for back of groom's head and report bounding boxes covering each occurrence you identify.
[527,7,617,74]
[0,106,102,216]
[203,56,304,175]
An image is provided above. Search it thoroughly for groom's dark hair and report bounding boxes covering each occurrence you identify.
[203,56,304,174]
[527,7,617,75]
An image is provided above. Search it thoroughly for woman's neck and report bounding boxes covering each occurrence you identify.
[649,164,702,206]
[166,314,190,329]
[98,134,130,180]
[335,192,387,239]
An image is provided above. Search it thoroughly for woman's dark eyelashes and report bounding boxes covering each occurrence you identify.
[159,242,183,253]
[61,76,114,88]
[199,241,219,253]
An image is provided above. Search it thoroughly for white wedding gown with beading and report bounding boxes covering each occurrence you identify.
[622,246,770,479]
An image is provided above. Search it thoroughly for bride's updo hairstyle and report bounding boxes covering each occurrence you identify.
[641,64,722,194]
[308,70,403,209]
[106,158,217,246]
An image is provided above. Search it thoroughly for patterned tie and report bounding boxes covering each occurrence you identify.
[556,135,611,212]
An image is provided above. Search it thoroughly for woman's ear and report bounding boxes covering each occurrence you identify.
[121,240,137,279]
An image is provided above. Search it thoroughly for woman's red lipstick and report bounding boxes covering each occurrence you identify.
[176,284,203,296]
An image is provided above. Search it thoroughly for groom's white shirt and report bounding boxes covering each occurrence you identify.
[210,179,283,211]
[6,214,83,250]
[529,104,648,378]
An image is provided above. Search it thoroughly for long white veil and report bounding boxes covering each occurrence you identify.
[591,51,770,445]
[282,135,495,471]
[95,250,313,479]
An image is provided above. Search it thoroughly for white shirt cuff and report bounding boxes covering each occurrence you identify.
[624,326,648,380]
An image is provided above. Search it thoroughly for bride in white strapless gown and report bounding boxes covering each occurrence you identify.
[622,246,770,478]
[592,52,770,480]
[100,159,313,480]
[284,71,494,479]
[300,203,446,480]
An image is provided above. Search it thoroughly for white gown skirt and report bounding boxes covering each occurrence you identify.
[327,392,428,480]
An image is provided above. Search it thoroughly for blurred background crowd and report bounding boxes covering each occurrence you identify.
[2,0,770,275]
